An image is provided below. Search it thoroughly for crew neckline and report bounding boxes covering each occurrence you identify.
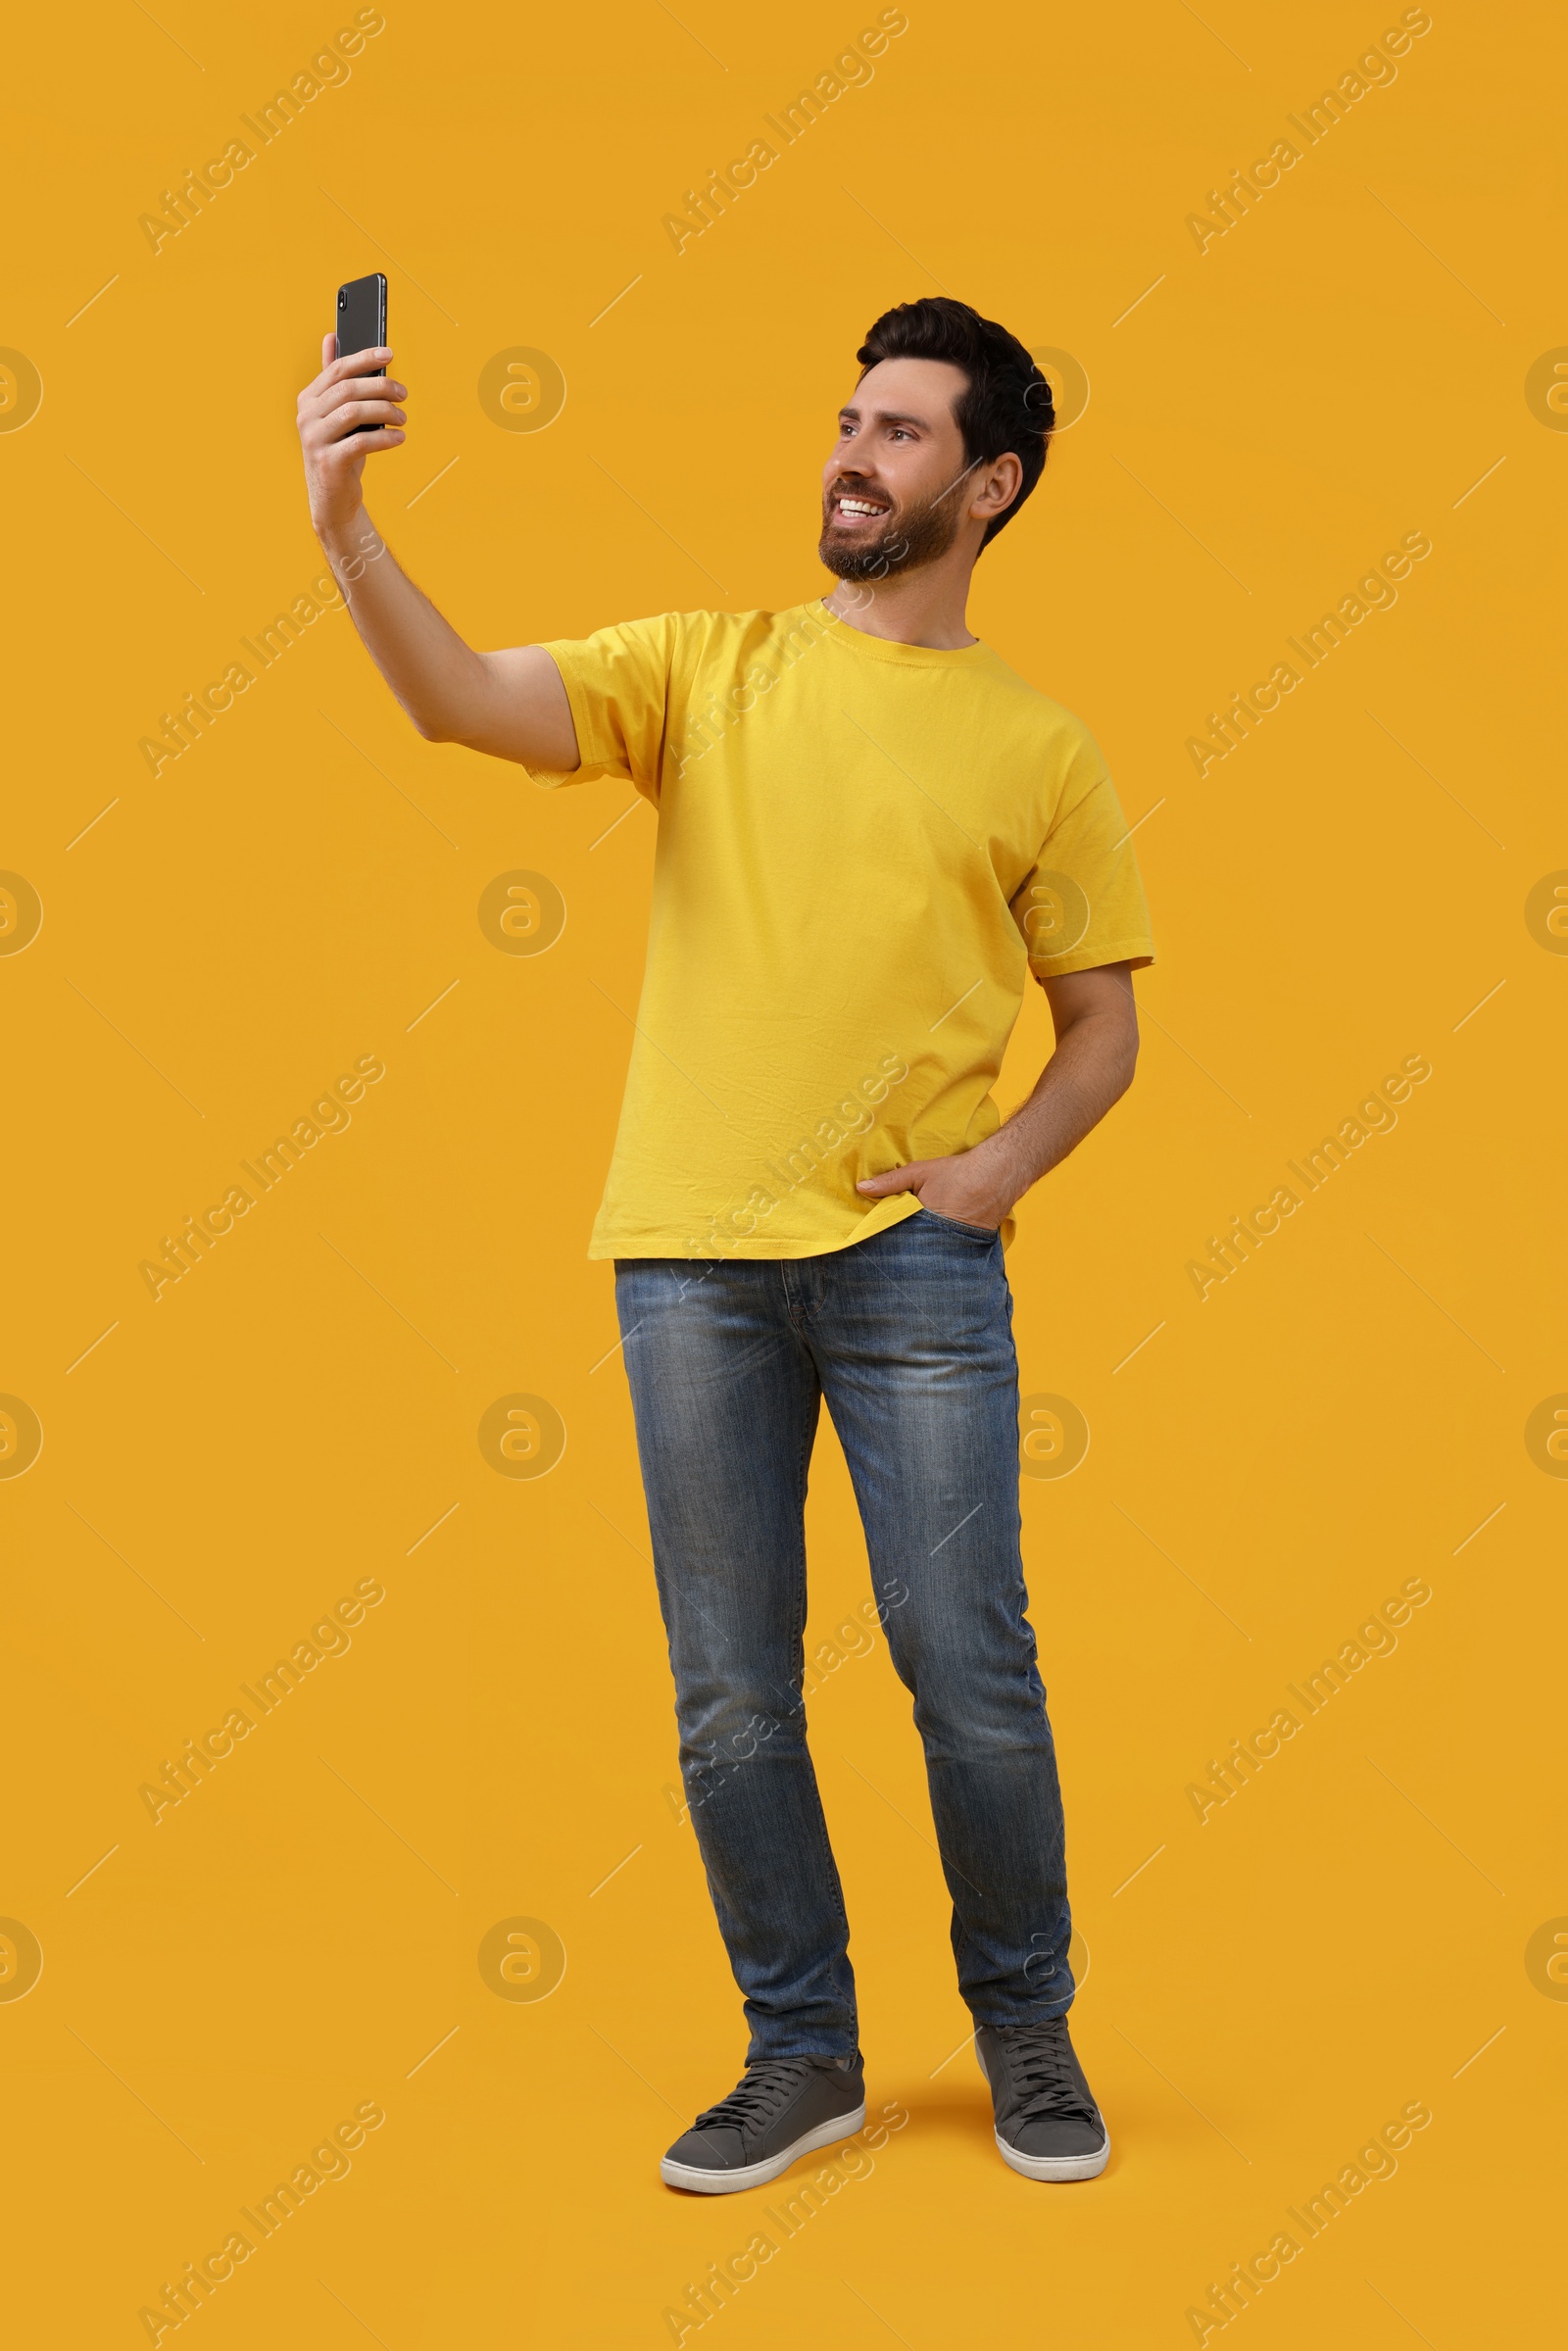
[808,598,993,667]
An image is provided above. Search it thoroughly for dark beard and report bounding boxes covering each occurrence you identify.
[817,486,961,582]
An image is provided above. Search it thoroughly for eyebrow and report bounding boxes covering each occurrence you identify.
[838,405,932,430]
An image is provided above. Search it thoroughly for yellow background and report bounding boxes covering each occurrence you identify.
[4,0,1564,2342]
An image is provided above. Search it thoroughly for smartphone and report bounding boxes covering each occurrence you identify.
[335,272,387,432]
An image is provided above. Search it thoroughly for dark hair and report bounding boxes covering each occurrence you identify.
[855,297,1054,550]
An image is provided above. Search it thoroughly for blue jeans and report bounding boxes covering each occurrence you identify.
[614,1208,1073,2061]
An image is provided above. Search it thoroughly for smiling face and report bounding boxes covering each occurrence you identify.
[818,356,978,582]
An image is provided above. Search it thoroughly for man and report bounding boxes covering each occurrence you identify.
[297,295,1153,2192]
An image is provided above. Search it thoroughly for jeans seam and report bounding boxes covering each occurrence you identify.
[792,1392,853,1958]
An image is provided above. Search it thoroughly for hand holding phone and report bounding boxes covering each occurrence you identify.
[295,272,405,542]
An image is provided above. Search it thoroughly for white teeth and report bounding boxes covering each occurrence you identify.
[838,499,884,516]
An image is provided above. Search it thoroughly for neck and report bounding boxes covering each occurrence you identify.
[823,549,981,649]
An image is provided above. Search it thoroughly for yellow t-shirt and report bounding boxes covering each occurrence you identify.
[539,599,1153,1259]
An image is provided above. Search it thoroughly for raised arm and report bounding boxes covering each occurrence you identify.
[296,334,579,769]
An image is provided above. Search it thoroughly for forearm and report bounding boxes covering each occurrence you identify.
[856,968,1140,1229]
[971,1006,1139,1200]
[318,502,502,746]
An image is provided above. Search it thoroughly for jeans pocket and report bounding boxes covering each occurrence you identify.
[915,1204,1001,1241]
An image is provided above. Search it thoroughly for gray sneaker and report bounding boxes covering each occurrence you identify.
[661,2053,866,2193]
[976,2017,1109,2180]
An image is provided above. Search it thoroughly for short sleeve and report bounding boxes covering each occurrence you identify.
[1009,768,1155,980]
[534,613,682,795]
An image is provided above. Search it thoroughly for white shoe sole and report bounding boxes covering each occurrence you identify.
[660,2102,866,2194]
[977,2037,1110,2180]
[992,2127,1110,2180]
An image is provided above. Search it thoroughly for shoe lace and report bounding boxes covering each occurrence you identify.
[694,2057,820,2133]
[1004,2023,1096,2123]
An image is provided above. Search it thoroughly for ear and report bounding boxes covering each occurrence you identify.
[972,451,1023,520]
